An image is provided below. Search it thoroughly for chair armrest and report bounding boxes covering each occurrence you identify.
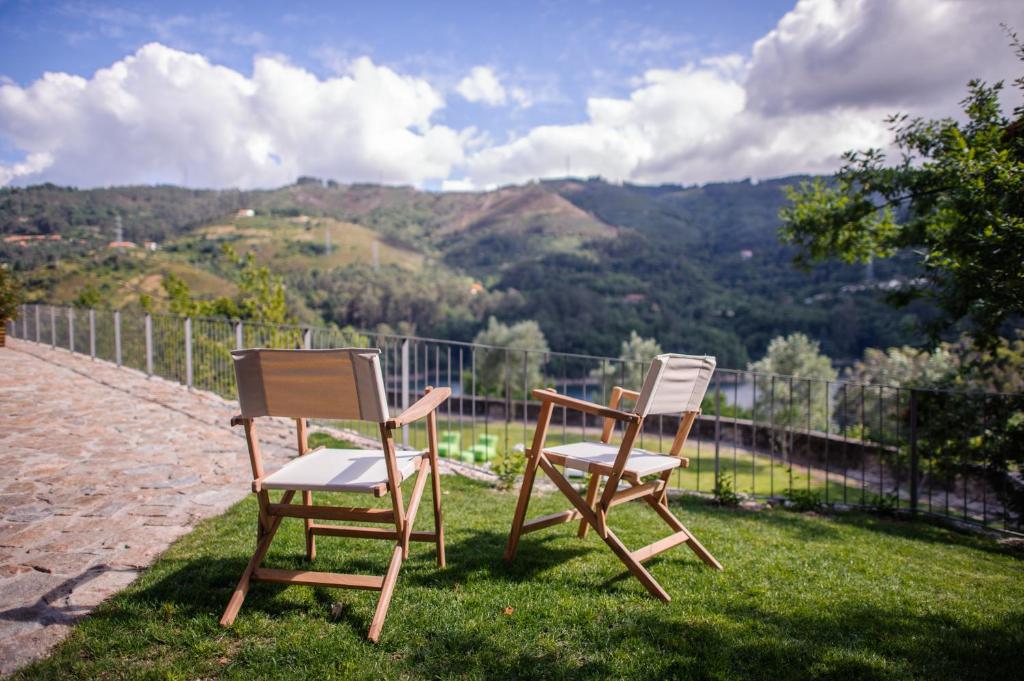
[614,387,641,401]
[531,388,640,423]
[386,387,452,428]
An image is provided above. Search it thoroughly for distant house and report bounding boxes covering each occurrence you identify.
[3,234,62,247]
[468,282,485,296]
[622,293,646,304]
[740,249,754,260]
[108,241,137,249]
[236,208,256,218]
[143,241,159,251]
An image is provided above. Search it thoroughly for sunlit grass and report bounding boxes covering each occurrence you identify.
[16,476,1023,680]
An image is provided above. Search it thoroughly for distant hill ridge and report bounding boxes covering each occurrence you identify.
[1,177,927,365]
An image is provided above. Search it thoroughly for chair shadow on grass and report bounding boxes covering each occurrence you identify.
[110,547,1022,680]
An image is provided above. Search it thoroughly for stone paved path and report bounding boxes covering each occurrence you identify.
[0,339,496,676]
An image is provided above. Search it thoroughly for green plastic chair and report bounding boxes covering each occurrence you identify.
[468,434,498,463]
[437,431,461,459]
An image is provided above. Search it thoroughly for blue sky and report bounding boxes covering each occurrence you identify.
[0,0,1020,189]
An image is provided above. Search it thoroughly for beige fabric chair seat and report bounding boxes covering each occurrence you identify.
[544,441,684,477]
[262,448,425,493]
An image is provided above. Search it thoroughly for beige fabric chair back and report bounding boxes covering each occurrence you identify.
[232,348,389,422]
[633,353,716,417]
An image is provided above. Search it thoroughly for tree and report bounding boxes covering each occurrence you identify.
[749,333,837,431]
[780,35,1024,352]
[589,331,662,393]
[0,262,23,323]
[835,345,957,443]
[471,317,550,397]
[164,244,291,325]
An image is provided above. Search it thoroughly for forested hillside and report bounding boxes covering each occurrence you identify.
[0,177,929,366]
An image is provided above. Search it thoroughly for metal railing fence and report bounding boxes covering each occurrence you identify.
[7,304,1023,533]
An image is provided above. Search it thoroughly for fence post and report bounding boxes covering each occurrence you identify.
[401,339,410,446]
[909,389,919,514]
[114,310,122,367]
[21,305,27,338]
[303,328,312,350]
[145,313,153,376]
[35,305,40,342]
[185,317,193,389]
[50,306,56,348]
[67,307,74,353]
[713,375,721,486]
[89,309,96,359]
[235,320,243,350]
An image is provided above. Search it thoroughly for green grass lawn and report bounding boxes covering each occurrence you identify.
[16,477,1023,680]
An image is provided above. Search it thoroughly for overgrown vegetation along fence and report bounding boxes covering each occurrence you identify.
[8,304,1023,533]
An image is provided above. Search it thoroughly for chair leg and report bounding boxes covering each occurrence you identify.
[504,451,542,561]
[367,545,404,643]
[220,514,284,627]
[599,527,672,602]
[303,490,316,561]
[577,472,601,539]
[537,457,671,602]
[644,494,723,570]
[429,456,446,568]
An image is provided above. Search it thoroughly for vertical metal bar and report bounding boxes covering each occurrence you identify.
[894,388,901,509]
[806,379,811,493]
[89,309,96,359]
[184,317,193,388]
[788,376,794,495]
[769,375,776,499]
[860,384,866,506]
[67,307,74,353]
[751,373,758,495]
[842,384,848,504]
[447,345,452,440]
[303,328,311,350]
[878,385,885,505]
[824,380,830,505]
[35,305,41,342]
[713,374,721,484]
[733,375,739,483]
[235,320,243,350]
[114,310,122,367]
[50,305,56,348]
[909,389,918,514]
[401,339,410,446]
[523,350,529,453]
[471,345,477,455]
[504,348,511,462]
[145,314,153,376]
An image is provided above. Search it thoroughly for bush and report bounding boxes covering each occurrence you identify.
[784,488,823,512]
[492,446,526,491]
[713,472,741,507]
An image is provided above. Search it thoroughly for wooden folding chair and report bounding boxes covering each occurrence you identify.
[220,348,449,642]
[505,353,722,601]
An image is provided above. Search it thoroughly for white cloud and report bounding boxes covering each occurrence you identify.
[746,0,1023,116]
[3,0,1021,191]
[459,0,1023,188]
[0,43,463,188]
[456,66,509,107]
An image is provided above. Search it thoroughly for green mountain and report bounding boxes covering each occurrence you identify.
[0,177,929,367]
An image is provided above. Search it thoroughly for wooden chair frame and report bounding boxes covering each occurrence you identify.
[505,386,722,602]
[220,385,449,642]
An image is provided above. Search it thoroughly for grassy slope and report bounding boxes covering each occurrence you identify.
[16,476,1023,680]
[20,214,427,315]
